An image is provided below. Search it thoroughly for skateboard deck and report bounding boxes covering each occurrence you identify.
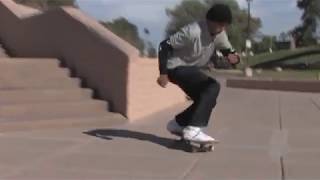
[176,138,219,153]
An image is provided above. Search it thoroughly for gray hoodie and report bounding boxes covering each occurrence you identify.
[167,21,233,70]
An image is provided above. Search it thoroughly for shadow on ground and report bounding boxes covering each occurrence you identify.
[83,129,196,153]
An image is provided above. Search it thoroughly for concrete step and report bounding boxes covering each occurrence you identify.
[0,113,126,132]
[0,57,60,66]
[0,77,81,90]
[0,58,78,89]
[0,57,124,132]
[0,100,109,121]
[0,89,93,105]
[0,58,70,78]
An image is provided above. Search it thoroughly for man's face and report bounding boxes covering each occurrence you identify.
[207,20,228,38]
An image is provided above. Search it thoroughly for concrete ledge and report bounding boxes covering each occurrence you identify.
[226,78,320,93]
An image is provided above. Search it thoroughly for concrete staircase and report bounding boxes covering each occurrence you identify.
[0,55,126,132]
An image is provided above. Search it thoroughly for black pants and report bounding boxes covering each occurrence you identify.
[168,66,220,127]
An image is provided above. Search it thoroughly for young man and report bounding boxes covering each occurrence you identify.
[157,4,240,143]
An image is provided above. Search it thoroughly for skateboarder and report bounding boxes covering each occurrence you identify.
[157,4,240,143]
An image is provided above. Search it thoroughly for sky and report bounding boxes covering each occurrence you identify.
[76,0,303,45]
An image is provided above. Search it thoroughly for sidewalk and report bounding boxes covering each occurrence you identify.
[0,84,319,179]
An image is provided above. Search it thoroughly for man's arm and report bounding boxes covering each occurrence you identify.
[158,24,193,75]
[158,39,173,75]
[157,24,193,88]
[214,31,240,65]
[157,40,173,88]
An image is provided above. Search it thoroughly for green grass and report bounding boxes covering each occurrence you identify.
[280,54,320,65]
[242,45,320,67]
[216,45,320,80]
[253,69,320,80]
[210,68,320,80]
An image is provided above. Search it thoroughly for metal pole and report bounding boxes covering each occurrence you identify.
[244,0,253,77]
[247,0,251,39]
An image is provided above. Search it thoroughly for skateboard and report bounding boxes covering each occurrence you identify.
[168,129,219,152]
[176,138,219,153]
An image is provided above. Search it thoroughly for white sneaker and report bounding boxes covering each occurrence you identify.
[167,119,184,136]
[183,126,215,143]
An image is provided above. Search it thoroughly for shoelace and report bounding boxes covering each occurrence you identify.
[191,129,202,139]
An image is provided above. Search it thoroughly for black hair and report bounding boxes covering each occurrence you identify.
[206,4,232,24]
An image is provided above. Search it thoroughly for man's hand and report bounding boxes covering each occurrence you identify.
[157,74,169,88]
[227,53,240,65]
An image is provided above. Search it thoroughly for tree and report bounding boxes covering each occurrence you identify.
[101,17,145,55]
[146,42,157,58]
[165,0,207,36]
[13,0,77,10]
[292,0,320,46]
[165,0,262,51]
[143,28,157,58]
[278,32,290,42]
[253,36,276,53]
[298,0,320,28]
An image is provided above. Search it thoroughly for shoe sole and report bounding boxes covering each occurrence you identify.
[168,130,183,137]
[182,138,220,145]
